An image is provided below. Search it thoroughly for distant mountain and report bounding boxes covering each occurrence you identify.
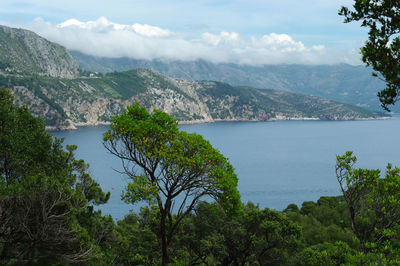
[0,25,79,78]
[0,24,387,129]
[2,69,386,130]
[71,51,390,112]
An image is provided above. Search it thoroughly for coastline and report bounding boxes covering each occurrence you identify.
[46,115,392,131]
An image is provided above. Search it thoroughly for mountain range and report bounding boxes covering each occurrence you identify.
[71,51,389,112]
[0,25,388,130]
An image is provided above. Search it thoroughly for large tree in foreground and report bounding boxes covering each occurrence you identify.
[103,103,241,265]
[0,88,112,264]
[339,0,400,111]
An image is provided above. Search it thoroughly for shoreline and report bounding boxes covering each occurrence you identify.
[46,115,392,131]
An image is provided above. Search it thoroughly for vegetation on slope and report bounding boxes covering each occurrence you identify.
[0,24,386,128]
[0,25,79,78]
[198,81,385,120]
[2,91,400,264]
[0,69,386,128]
[71,50,389,112]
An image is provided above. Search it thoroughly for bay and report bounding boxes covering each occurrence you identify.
[51,116,400,220]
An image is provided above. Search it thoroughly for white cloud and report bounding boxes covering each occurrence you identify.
[251,33,306,52]
[23,17,361,65]
[57,16,172,37]
[202,31,240,46]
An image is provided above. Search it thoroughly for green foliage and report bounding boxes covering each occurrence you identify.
[340,0,400,110]
[296,241,361,266]
[113,209,161,265]
[103,103,241,264]
[182,201,302,265]
[297,241,400,265]
[0,88,113,264]
[109,195,400,265]
[285,193,400,264]
[336,151,400,253]
[285,196,354,248]
[104,103,241,212]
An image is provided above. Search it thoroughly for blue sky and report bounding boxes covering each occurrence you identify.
[0,0,367,65]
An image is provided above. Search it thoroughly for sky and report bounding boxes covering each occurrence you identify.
[0,0,368,65]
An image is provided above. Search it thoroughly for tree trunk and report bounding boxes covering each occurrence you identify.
[161,236,169,265]
[160,210,169,265]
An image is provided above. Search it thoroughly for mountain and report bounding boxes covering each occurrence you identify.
[0,25,80,78]
[0,24,387,130]
[70,51,390,112]
[2,69,386,130]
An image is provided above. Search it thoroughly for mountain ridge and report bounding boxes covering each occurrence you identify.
[0,25,80,78]
[70,50,390,112]
[0,24,388,130]
[3,68,387,130]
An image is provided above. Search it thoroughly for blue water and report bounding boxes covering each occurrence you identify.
[51,117,400,220]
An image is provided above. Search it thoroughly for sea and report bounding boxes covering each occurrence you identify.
[51,116,400,220]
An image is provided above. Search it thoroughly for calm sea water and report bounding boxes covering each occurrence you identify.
[52,116,400,220]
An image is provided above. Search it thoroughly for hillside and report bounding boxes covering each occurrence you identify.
[71,51,389,112]
[0,25,79,78]
[0,24,387,130]
[1,69,386,130]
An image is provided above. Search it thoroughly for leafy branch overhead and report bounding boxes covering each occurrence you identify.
[340,0,400,110]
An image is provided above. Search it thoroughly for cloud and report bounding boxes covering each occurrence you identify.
[251,33,306,52]
[57,16,172,37]
[23,17,361,65]
[202,32,240,46]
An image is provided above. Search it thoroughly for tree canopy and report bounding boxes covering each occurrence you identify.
[3,87,399,263]
[339,0,400,110]
[336,151,400,256]
[103,103,241,265]
[182,201,302,265]
[0,88,113,264]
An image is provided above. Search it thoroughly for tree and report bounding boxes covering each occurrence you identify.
[284,197,354,248]
[336,151,400,255]
[182,201,302,265]
[103,103,241,265]
[339,0,400,111]
[0,88,112,264]
[113,209,161,264]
